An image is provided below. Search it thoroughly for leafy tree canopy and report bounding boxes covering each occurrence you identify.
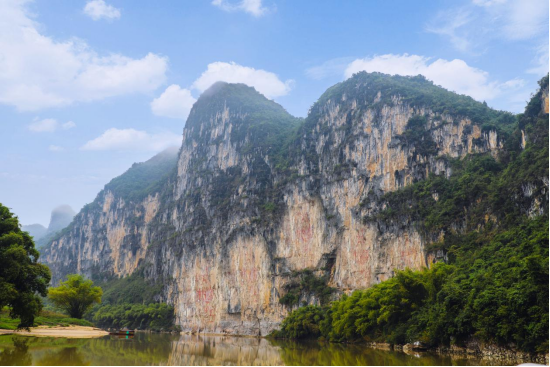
[0,203,51,329]
[48,274,102,319]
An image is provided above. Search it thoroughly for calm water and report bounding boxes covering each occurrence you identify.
[0,333,504,366]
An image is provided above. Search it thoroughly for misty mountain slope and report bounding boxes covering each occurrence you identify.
[22,223,48,241]
[23,205,76,249]
[41,73,548,336]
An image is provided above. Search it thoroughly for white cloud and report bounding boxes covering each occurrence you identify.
[28,118,58,132]
[151,85,196,120]
[81,128,181,152]
[27,118,75,132]
[427,0,548,52]
[344,54,524,102]
[48,145,64,152]
[212,0,268,17]
[192,62,293,99]
[62,121,76,129]
[84,0,121,21]
[0,0,167,111]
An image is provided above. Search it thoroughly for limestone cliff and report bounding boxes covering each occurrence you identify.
[42,72,536,336]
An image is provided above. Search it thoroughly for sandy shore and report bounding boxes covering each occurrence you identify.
[0,325,108,338]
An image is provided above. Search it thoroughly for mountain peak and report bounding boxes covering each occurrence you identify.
[47,205,76,233]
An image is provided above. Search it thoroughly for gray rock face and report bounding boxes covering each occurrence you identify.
[42,74,513,336]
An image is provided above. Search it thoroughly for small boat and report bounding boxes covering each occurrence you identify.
[109,328,135,336]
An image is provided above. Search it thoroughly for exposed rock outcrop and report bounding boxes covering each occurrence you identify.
[42,72,535,336]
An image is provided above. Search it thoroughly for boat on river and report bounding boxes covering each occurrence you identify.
[109,328,135,336]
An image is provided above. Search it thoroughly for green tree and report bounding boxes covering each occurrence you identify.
[0,203,51,329]
[48,274,102,319]
[271,305,326,339]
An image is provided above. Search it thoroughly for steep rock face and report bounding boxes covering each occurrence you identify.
[43,148,178,284]
[43,73,517,335]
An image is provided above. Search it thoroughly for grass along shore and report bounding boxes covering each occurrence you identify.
[0,307,93,330]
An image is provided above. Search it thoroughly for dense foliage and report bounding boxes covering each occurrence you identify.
[92,268,164,305]
[271,305,325,339]
[102,147,179,202]
[273,76,549,354]
[91,303,177,331]
[0,203,51,329]
[48,274,103,319]
[279,269,335,307]
[84,269,177,331]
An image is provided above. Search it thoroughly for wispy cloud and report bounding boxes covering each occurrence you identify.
[425,9,475,53]
[212,0,269,17]
[48,145,65,152]
[0,171,103,185]
[28,118,76,133]
[527,42,550,75]
[84,0,121,21]
[305,57,355,80]
[81,128,181,152]
[426,0,549,75]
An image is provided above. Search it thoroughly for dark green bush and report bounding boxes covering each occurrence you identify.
[271,305,326,339]
[90,303,177,332]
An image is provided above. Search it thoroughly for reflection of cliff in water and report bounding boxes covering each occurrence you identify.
[168,335,284,366]
[81,333,178,365]
[0,333,503,366]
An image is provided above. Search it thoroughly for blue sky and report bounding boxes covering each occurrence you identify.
[0,0,548,226]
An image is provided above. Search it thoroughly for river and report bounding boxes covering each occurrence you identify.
[0,333,509,365]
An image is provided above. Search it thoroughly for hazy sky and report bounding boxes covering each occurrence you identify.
[1,0,548,226]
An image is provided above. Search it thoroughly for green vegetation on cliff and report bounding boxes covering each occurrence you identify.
[279,269,335,307]
[187,82,301,171]
[272,76,549,354]
[309,72,516,132]
[102,147,179,202]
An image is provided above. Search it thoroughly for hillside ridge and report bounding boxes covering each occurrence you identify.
[41,72,548,339]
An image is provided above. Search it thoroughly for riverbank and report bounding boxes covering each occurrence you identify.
[0,325,108,338]
[365,341,549,366]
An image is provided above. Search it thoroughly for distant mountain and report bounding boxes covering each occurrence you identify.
[47,205,76,233]
[23,205,77,249]
[21,223,48,241]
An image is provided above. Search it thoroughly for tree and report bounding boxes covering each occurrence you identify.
[48,274,102,319]
[0,203,51,329]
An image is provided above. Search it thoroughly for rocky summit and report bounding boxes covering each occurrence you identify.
[41,72,549,336]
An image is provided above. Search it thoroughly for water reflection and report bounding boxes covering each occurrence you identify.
[0,333,508,366]
[169,335,283,365]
